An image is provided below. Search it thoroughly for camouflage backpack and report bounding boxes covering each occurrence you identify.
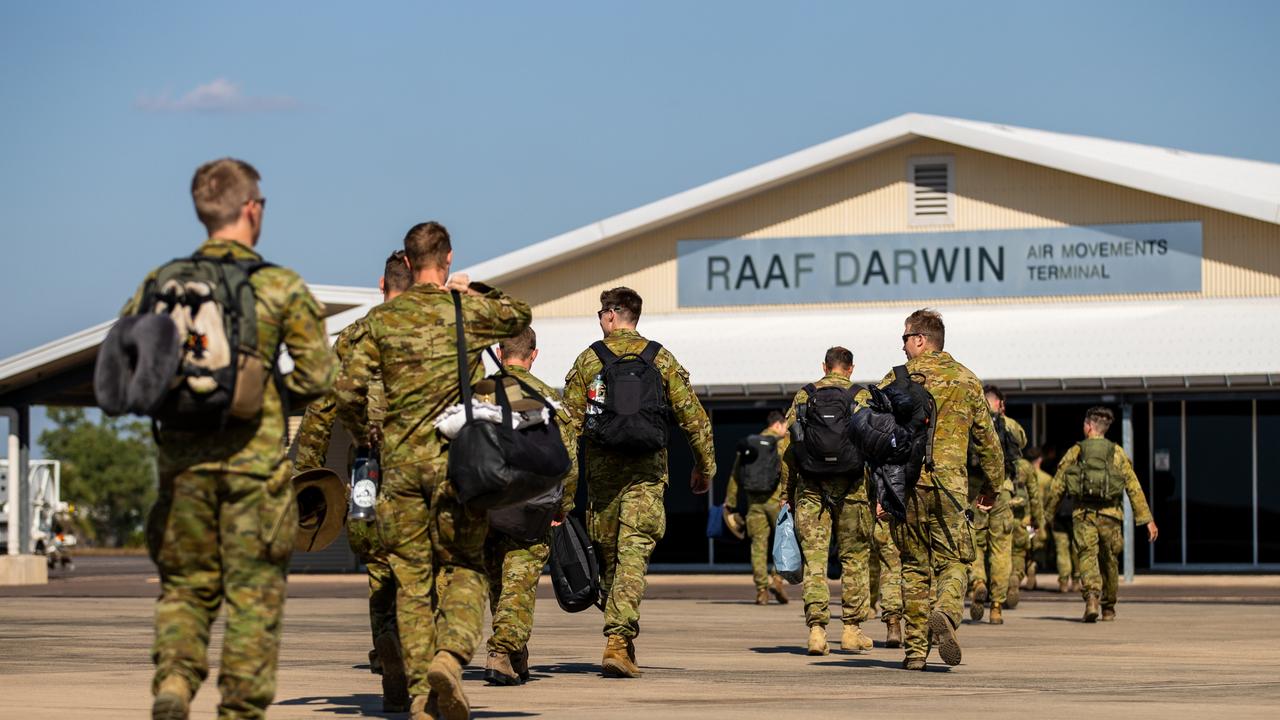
[136,253,276,431]
[1064,438,1123,502]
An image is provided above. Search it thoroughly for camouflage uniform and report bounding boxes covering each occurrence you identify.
[859,351,1003,662]
[723,426,787,592]
[294,317,397,659]
[563,328,716,640]
[483,364,578,655]
[869,517,903,621]
[967,414,1025,608]
[780,374,872,630]
[1040,465,1079,586]
[1009,457,1044,591]
[335,282,530,697]
[129,238,336,719]
[1046,441,1153,611]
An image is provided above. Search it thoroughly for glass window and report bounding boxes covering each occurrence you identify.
[1258,400,1280,563]
[1185,400,1252,564]
[1151,402,1183,565]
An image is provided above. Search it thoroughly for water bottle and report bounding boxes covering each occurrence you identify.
[348,451,379,522]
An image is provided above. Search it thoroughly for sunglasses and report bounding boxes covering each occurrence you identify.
[902,332,927,344]
[597,308,616,319]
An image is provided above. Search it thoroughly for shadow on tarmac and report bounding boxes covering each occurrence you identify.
[278,694,541,718]
[749,645,809,655]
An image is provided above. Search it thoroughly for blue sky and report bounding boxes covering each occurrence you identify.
[1,0,1278,448]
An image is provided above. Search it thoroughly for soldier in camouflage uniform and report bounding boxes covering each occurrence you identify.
[336,222,531,720]
[482,327,578,686]
[780,347,875,656]
[859,310,1003,670]
[1009,451,1044,599]
[966,387,1025,625]
[294,250,411,711]
[1036,445,1080,593]
[131,159,336,720]
[869,517,903,647]
[1045,407,1158,622]
[563,287,716,679]
[722,410,790,605]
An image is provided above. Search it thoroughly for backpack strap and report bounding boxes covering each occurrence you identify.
[639,341,662,365]
[590,340,618,366]
[893,365,908,382]
[451,290,474,423]
[803,383,817,397]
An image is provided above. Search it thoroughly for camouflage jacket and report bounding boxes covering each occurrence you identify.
[122,237,336,478]
[334,282,531,470]
[503,363,578,514]
[563,328,716,482]
[1046,441,1154,524]
[724,425,786,509]
[1013,457,1045,529]
[1035,466,1054,523]
[781,372,866,503]
[968,413,1026,500]
[294,316,386,471]
[866,351,1002,499]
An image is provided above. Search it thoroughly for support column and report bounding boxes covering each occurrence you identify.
[1121,403,1135,584]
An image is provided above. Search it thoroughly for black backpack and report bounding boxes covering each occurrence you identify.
[104,253,277,431]
[994,414,1021,482]
[549,514,602,613]
[791,383,861,476]
[862,366,937,522]
[737,433,781,494]
[583,340,669,454]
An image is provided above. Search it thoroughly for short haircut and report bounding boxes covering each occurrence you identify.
[1085,406,1115,434]
[1024,445,1043,462]
[383,250,412,293]
[191,158,260,233]
[403,221,451,271]
[499,326,537,360]
[824,346,853,370]
[983,384,1005,403]
[905,308,945,350]
[600,287,643,323]
[766,409,785,426]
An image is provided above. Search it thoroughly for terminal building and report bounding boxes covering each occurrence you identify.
[2,113,1279,573]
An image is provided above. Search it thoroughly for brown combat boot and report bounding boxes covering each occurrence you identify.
[1058,579,1069,593]
[755,587,769,605]
[1025,562,1038,591]
[152,674,192,720]
[769,574,790,604]
[927,610,962,666]
[989,602,1004,625]
[1084,593,1101,623]
[375,630,409,711]
[1101,608,1116,622]
[1006,581,1021,609]
[426,651,470,720]
[841,622,874,652]
[884,616,903,648]
[409,694,438,720]
[807,625,830,656]
[484,650,521,686]
[602,635,642,678]
[903,656,927,671]
[970,582,987,622]
[511,645,531,682]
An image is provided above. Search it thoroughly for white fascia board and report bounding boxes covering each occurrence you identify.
[310,284,382,314]
[0,320,113,386]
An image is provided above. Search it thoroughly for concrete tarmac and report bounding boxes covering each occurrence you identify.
[1,565,1278,718]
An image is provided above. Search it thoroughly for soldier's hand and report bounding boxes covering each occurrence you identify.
[446,273,475,294]
[551,510,565,527]
[975,492,995,512]
[1146,521,1159,542]
[875,502,890,521]
[690,469,711,495]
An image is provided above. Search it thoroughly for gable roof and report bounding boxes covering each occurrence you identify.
[463,113,1280,285]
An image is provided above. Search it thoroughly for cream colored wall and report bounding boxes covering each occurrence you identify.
[504,138,1280,317]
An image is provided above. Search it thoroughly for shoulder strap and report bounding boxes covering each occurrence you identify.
[639,341,662,365]
[803,383,817,397]
[590,340,618,366]
[451,290,473,422]
[893,365,908,382]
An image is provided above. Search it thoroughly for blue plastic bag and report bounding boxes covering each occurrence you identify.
[706,503,740,541]
[772,504,803,584]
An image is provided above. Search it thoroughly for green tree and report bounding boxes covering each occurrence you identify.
[38,407,156,547]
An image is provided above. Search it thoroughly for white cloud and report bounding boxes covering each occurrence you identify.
[136,78,300,113]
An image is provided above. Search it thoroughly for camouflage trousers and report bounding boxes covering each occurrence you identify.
[744,494,782,590]
[146,462,297,720]
[890,482,975,660]
[1073,509,1124,609]
[970,490,1013,605]
[794,477,871,628]
[1053,521,1080,584]
[484,532,551,654]
[870,517,903,620]
[377,454,488,697]
[588,477,666,639]
[1010,517,1030,589]
[348,519,396,651]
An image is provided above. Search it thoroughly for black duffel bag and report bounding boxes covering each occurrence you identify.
[446,291,571,511]
[489,482,563,543]
[549,514,602,613]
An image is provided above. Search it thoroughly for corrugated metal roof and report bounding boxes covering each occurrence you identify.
[462,113,1280,286]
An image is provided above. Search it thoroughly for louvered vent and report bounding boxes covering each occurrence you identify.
[909,157,953,225]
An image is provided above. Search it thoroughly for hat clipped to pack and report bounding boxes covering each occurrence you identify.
[94,314,182,417]
[722,505,747,540]
[292,468,347,552]
[472,375,547,414]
